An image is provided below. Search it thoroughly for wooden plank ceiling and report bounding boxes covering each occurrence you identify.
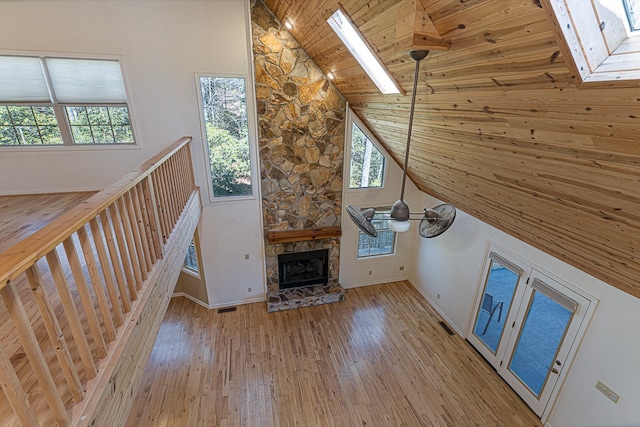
[263,0,640,299]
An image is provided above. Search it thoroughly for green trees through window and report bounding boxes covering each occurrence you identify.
[349,122,385,188]
[199,76,253,198]
[0,55,134,146]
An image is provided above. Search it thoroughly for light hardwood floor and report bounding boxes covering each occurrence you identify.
[0,192,94,253]
[126,281,542,426]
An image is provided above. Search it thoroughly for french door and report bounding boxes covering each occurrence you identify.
[467,248,594,417]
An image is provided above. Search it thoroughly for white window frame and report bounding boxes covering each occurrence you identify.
[345,112,389,191]
[195,72,259,204]
[182,236,201,279]
[0,52,138,148]
[545,0,640,86]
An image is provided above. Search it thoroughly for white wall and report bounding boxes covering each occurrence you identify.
[409,192,640,426]
[0,0,266,307]
[339,110,417,287]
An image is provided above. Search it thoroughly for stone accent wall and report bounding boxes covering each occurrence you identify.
[250,0,346,292]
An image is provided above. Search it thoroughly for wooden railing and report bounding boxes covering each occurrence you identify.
[0,137,201,426]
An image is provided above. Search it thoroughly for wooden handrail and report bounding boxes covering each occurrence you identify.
[0,136,192,290]
[0,136,200,426]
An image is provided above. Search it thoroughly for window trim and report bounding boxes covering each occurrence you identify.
[0,51,139,149]
[345,111,389,192]
[544,0,640,87]
[195,72,259,204]
[182,235,201,279]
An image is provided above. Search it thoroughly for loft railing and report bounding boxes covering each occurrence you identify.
[0,137,201,426]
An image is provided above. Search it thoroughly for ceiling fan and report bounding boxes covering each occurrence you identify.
[346,50,456,239]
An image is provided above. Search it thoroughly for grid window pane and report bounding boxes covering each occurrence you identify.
[357,208,396,258]
[0,106,63,145]
[92,126,115,143]
[65,106,134,144]
[8,106,36,125]
[71,125,94,144]
[0,126,19,144]
[0,55,136,146]
[33,106,57,125]
[66,106,88,125]
[0,107,12,126]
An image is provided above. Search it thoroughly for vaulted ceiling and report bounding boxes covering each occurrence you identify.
[262,0,640,300]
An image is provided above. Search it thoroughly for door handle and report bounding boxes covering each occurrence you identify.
[551,368,559,374]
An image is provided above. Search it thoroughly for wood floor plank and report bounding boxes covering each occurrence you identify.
[126,282,543,427]
[0,192,95,254]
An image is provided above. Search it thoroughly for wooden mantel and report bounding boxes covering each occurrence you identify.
[266,226,341,244]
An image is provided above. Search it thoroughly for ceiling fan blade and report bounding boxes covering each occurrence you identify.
[419,204,456,238]
[346,205,378,238]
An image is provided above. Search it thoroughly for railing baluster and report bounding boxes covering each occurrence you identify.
[45,249,97,379]
[0,337,39,427]
[151,170,170,243]
[160,163,177,232]
[1,281,70,426]
[89,218,127,322]
[63,237,108,358]
[136,182,158,263]
[0,136,196,425]
[77,225,119,339]
[163,160,179,226]
[141,178,164,258]
[25,265,84,403]
[125,190,150,281]
[116,197,143,290]
[99,210,131,312]
[107,206,137,301]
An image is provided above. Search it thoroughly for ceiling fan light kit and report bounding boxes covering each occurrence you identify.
[346,50,457,239]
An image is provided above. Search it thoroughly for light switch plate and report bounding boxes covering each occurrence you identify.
[596,380,620,404]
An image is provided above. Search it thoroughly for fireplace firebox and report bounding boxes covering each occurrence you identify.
[278,249,329,289]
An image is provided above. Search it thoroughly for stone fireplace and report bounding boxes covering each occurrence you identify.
[278,249,328,289]
[251,0,346,312]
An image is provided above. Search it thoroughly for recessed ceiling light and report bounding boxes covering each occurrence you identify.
[327,8,400,94]
[327,71,335,80]
[285,20,293,30]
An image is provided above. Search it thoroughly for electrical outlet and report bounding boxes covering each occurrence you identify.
[399,265,404,271]
[248,287,252,293]
[437,293,441,299]
[596,381,620,404]
[368,270,372,276]
[244,253,250,260]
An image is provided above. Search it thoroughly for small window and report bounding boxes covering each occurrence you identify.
[0,55,134,146]
[198,75,253,199]
[183,238,199,276]
[349,122,386,189]
[357,209,396,258]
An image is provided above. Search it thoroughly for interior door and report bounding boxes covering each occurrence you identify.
[467,248,594,418]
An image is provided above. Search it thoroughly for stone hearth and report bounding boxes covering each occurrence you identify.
[267,283,345,312]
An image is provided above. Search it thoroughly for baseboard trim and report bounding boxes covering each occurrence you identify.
[171,292,265,310]
[407,279,464,336]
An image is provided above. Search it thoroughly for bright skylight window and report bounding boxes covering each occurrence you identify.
[327,8,400,94]
[623,0,640,31]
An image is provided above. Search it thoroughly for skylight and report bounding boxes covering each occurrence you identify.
[623,0,640,31]
[327,8,400,95]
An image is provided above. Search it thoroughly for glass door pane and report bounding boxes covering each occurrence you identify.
[507,290,573,397]
[472,254,521,354]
